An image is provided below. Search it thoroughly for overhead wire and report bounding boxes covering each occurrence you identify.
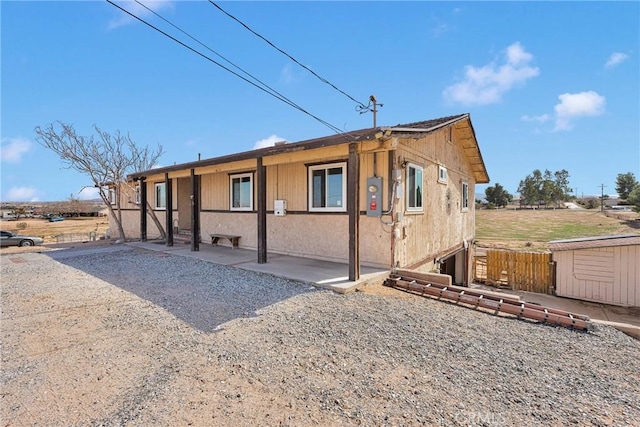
[105,0,350,137]
[208,1,371,112]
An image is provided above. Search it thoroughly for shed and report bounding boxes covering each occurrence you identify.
[549,234,640,307]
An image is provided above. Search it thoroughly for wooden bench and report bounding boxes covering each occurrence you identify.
[210,234,241,249]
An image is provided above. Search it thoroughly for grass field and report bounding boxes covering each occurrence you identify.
[475,208,639,251]
[1,217,109,244]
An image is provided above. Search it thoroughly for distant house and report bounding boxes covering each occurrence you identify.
[549,234,640,307]
[114,113,490,284]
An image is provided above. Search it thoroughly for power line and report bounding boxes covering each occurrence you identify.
[105,0,348,136]
[208,1,371,112]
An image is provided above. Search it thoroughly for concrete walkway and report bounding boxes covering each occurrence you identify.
[126,240,389,294]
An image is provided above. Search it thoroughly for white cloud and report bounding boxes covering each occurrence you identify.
[521,114,550,123]
[443,42,540,105]
[553,91,606,131]
[253,135,287,149]
[78,187,101,200]
[108,1,175,30]
[279,63,296,85]
[605,52,629,68]
[0,137,32,163]
[6,186,39,202]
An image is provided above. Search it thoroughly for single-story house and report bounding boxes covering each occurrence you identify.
[549,234,640,307]
[113,113,489,284]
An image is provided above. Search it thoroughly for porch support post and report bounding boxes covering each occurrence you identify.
[257,157,267,264]
[165,173,173,247]
[190,168,200,252]
[348,143,360,281]
[140,178,147,242]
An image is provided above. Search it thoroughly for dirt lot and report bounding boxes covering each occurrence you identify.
[2,245,639,426]
[1,217,109,244]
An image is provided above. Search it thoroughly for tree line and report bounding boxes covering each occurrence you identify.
[483,170,640,212]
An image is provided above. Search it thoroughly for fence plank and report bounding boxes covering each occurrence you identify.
[475,249,554,294]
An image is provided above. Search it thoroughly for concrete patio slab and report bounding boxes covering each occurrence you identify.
[126,241,389,293]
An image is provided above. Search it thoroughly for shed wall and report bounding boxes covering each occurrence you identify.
[554,245,640,307]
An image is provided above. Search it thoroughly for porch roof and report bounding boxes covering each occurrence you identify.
[129,113,489,183]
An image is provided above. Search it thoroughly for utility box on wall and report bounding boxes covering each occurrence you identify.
[366,177,383,217]
[274,199,287,216]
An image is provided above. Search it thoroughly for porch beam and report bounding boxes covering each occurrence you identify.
[165,173,173,247]
[348,143,360,281]
[190,169,200,252]
[257,157,267,264]
[140,178,147,242]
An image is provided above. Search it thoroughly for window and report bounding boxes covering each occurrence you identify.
[134,184,141,205]
[107,188,117,205]
[462,182,469,211]
[406,163,424,212]
[438,165,448,184]
[230,173,253,211]
[308,162,346,212]
[155,182,166,209]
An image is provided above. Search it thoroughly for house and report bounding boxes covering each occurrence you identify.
[549,234,640,307]
[114,113,489,284]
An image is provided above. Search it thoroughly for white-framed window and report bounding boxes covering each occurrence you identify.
[462,181,469,211]
[134,184,141,205]
[107,188,117,205]
[230,172,253,211]
[155,182,166,210]
[406,163,424,212]
[438,165,448,184]
[308,162,347,212]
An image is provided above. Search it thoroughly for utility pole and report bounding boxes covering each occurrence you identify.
[358,95,383,128]
[600,184,606,212]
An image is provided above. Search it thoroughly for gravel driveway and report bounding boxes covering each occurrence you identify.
[2,245,639,426]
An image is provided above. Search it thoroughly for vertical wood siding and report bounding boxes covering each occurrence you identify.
[394,127,476,269]
[483,250,554,294]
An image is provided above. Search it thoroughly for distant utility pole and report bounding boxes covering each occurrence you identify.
[600,184,606,212]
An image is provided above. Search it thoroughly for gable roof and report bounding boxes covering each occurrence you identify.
[129,113,489,183]
[548,234,640,251]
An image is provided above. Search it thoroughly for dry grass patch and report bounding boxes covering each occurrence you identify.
[1,217,109,244]
[476,208,639,251]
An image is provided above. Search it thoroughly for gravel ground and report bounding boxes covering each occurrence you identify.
[1,246,639,426]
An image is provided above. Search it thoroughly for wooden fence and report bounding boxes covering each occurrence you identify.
[473,249,555,294]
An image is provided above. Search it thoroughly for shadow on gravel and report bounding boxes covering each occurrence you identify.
[46,245,319,333]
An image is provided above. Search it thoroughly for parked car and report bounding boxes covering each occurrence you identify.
[48,216,64,222]
[0,230,44,247]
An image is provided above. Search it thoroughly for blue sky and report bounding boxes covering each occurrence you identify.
[2,1,638,202]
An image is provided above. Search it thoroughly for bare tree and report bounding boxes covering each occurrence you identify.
[34,122,164,242]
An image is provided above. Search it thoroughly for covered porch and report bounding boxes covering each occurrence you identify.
[126,240,388,293]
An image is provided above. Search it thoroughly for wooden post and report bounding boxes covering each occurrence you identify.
[165,173,173,247]
[348,143,360,281]
[257,157,267,264]
[190,169,200,252]
[140,178,147,242]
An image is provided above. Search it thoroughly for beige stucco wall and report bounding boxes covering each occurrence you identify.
[112,126,479,274]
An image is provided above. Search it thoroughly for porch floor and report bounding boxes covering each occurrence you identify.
[126,240,389,293]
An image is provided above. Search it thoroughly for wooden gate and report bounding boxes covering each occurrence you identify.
[474,250,555,294]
